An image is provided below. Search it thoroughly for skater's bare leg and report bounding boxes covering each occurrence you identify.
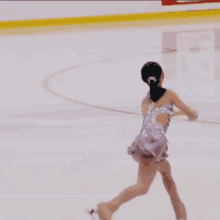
[157,160,187,220]
[98,155,158,219]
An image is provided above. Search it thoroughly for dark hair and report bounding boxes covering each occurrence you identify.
[141,62,166,102]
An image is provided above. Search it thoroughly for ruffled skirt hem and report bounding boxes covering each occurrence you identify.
[127,134,169,163]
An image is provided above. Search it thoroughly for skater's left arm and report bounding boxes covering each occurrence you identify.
[173,109,185,117]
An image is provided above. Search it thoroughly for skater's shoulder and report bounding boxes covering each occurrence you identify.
[167,89,182,98]
[166,89,180,103]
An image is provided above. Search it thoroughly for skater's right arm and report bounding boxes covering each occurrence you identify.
[169,90,198,121]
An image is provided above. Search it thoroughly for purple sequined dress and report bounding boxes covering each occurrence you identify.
[128,92,174,163]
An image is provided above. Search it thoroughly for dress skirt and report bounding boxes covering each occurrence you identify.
[128,130,169,163]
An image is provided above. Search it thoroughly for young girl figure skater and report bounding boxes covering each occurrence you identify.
[88,62,198,220]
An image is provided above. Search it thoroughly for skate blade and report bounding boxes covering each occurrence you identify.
[86,208,100,220]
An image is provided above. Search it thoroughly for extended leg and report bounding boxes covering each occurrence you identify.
[158,160,187,220]
[98,157,158,220]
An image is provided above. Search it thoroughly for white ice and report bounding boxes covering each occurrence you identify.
[0,22,220,220]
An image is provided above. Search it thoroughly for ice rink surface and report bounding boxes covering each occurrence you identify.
[0,20,220,220]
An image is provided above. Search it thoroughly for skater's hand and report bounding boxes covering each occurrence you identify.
[188,107,198,121]
[188,113,198,121]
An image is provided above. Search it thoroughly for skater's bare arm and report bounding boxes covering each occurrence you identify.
[172,109,185,117]
[170,90,198,121]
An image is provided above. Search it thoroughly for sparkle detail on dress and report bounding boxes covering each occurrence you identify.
[128,91,174,163]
